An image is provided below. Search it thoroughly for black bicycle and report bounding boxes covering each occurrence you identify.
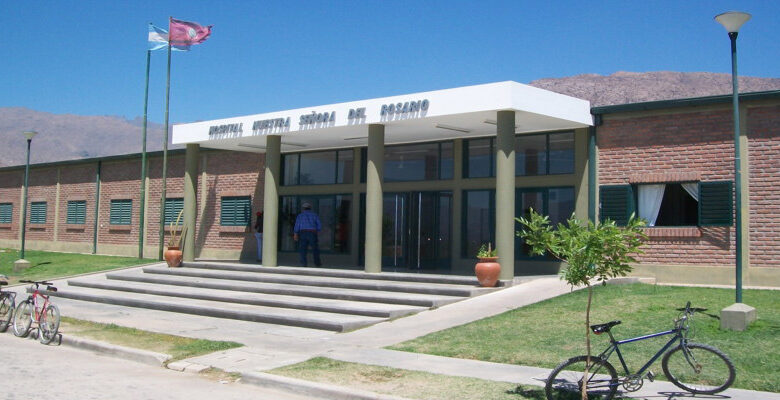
[0,275,16,332]
[545,302,735,400]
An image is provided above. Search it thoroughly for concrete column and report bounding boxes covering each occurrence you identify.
[573,128,590,221]
[364,124,384,273]
[262,135,281,267]
[183,144,199,262]
[451,139,464,272]
[53,168,61,242]
[496,110,515,281]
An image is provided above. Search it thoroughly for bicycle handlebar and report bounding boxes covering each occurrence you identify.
[19,280,56,289]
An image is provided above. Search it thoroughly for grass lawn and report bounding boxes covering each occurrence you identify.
[0,248,150,285]
[60,317,243,362]
[389,283,779,393]
[269,357,547,400]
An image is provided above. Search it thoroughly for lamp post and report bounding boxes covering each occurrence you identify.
[14,131,38,272]
[715,11,756,331]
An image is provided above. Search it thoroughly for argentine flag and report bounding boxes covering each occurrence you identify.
[148,24,189,51]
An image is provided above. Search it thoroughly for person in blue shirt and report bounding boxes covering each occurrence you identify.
[293,202,322,267]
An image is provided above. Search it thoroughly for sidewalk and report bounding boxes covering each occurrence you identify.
[13,271,778,400]
[184,276,780,400]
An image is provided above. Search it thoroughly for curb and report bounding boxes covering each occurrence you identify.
[58,335,172,367]
[241,371,414,400]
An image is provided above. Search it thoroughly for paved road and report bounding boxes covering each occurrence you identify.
[0,333,319,400]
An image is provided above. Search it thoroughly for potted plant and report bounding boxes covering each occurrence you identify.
[164,210,187,268]
[475,243,500,287]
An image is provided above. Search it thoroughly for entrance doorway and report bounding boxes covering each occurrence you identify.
[381,191,452,271]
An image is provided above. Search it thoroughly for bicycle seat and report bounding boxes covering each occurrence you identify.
[46,285,57,292]
[591,320,621,334]
[0,281,7,286]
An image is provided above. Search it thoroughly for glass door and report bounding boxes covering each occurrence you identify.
[382,193,409,268]
[381,191,451,272]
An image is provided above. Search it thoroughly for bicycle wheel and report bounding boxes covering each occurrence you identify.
[546,355,619,400]
[0,294,14,332]
[38,304,60,345]
[662,342,735,394]
[12,300,33,338]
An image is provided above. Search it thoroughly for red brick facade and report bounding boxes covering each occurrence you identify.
[747,104,780,268]
[0,150,264,257]
[598,102,780,268]
[58,163,98,243]
[195,151,263,255]
[0,170,22,239]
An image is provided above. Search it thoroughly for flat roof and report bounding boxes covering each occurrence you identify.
[172,81,592,153]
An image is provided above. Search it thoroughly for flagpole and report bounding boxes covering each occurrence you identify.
[138,47,151,259]
[158,18,172,260]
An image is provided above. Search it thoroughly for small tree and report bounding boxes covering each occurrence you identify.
[517,209,646,400]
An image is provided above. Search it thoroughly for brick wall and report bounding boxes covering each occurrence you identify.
[747,104,780,268]
[599,104,779,268]
[0,170,22,240]
[195,151,263,254]
[146,154,186,249]
[598,107,736,266]
[25,167,58,242]
[98,159,143,246]
[58,163,98,244]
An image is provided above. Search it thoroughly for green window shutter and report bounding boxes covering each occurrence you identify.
[66,200,87,224]
[164,198,184,225]
[221,196,251,226]
[699,181,733,226]
[0,203,12,223]
[30,202,47,224]
[110,199,132,225]
[599,185,634,226]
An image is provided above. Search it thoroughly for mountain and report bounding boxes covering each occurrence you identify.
[1,72,778,166]
[529,71,780,107]
[0,108,174,167]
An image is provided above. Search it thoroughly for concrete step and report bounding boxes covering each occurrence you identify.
[46,285,385,332]
[67,277,428,319]
[104,271,463,308]
[141,266,489,297]
[184,261,480,286]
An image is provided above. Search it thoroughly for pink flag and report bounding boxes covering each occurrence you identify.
[168,18,212,47]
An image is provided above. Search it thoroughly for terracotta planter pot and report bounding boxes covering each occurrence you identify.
[475,257,500,287]
[164,247,183,268]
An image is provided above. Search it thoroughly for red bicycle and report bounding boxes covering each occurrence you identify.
[12,280,61,344]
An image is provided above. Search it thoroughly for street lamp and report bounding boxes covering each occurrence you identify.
[715,11,755,330]
[14,131,38,272]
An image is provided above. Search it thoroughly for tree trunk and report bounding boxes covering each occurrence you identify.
[582,284,592,400]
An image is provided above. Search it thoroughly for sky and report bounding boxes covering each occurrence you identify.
[2,1,779,125]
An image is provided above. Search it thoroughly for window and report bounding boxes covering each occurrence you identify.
[463,131,575,178]
[164,198,184,225]
[66,200,86,224]
[0,203,11,223]
[361,141,454,182]
[109,199,132,225]
[280,195,352,254]
[517,187,575,258]
[462,190,495,258]
[282,149,354,186]
[637,183,698,226]
[461,187,575,259]
[30,202,47,224]
[464,138,493,178]
[600,181,732,227]
[220,196,251,226]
